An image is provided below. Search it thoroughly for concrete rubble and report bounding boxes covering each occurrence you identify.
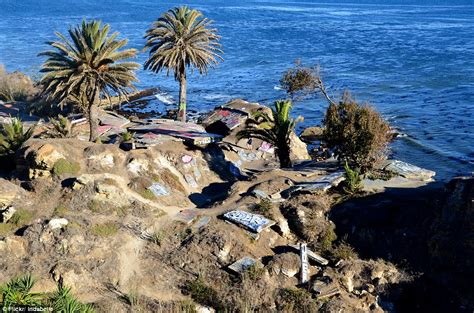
[223,210,275,233]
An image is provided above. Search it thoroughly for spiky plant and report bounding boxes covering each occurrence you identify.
[48,115,74,138]
[237,100,302,168]
[144,6,223,122]
[39,19,139,142]
[342,161,362,194]
[50,285,95,313]
[0,117,35,157]
[0,275,42,308]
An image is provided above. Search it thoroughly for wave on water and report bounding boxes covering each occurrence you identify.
[154,92,174,105]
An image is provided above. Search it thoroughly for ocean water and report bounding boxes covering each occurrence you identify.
[1,0,473,180]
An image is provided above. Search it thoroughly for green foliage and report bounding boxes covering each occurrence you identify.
[90,222,118,237]
[121,131,133,142]
[238,99,302,168]
[139,189,156,200]
[0,275,42,308]
[88,200,105,213]
[0,223,14,236]
[0,65,37,102]
[280,61,319,98]
[53,205,68,217]
[52,159,81,176]
[254,199,273,218]
[50,285,95,313]
[144,6,223,121]
[48,115,74,138]
[39,19,139,141]
[243,264,265,282]
[320,224,337,253]
[343,161,362,195]
[332,241,358,260]
[9,209,34,226]
[184,278,222,309]
[323,91,391,173]
[0,118,35,157]
[277,288,316,312]
[150,230,165,246]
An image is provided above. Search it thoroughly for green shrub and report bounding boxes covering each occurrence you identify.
[48,115,74,138]
[332,241,358,260]
[320,224,337,253]
[50,285,95,313]
[243,264,265,282]
[52,159,80,176]
[0,118,35,168]
[0,223,14,236]
[0,275,42,308]
[121,131,134,142]
[184,278,222,309]
[53,205,68,217]
[323,91,391,173]
[9,209,34,226]
[343,161,362,195]
[277,288,316,312]
[139,189,156,200]
[254,199,273,218]
[280,62,319,98]
[90,222,118,237]
[150,230,165,246]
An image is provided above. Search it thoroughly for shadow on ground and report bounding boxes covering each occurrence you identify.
[330,180,473,312]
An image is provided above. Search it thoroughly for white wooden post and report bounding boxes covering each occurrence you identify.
[300,242,309,284]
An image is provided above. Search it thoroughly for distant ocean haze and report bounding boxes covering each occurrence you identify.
[0,0,473,179]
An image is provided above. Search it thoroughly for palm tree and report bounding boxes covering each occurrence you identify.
[238,100,302,168]
[39,19,139,142]
[144,6,223,122]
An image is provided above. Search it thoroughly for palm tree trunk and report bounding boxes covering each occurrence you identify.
[277,145,292,168]
[178,72,187,122]
[88,89,100,142]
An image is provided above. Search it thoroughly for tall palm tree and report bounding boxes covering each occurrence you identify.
[39,19,139,142]
[238,100,302,168]
[144,6,223,122]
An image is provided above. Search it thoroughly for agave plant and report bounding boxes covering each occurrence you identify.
[50,285,95,313]
[39,19,139,142]
[48,115,74,138]
[238,100,302,168]
[144,6,223,122]
[0,275,42,308]
[0,117,35,157]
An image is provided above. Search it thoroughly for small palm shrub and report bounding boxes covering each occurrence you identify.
[0,118,35,170]
[343,161,362,195]
[48,115,74,138]
[238,99,302,168]
[50,285,95,313]
[0,118,35,156]
[0,275,42,308]
[323,91,391,172]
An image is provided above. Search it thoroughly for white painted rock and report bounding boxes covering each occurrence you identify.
[48,218,68,230]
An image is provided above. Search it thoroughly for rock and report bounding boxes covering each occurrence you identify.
[0,178,22,208]
[0,236,27,257]
[289,132,311,161]
[48,218,68,230]
[268,252,301,278]
[383,160,436,181]
[30,278,58,294]
[300,126,324,142]
[1,207,16,223]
